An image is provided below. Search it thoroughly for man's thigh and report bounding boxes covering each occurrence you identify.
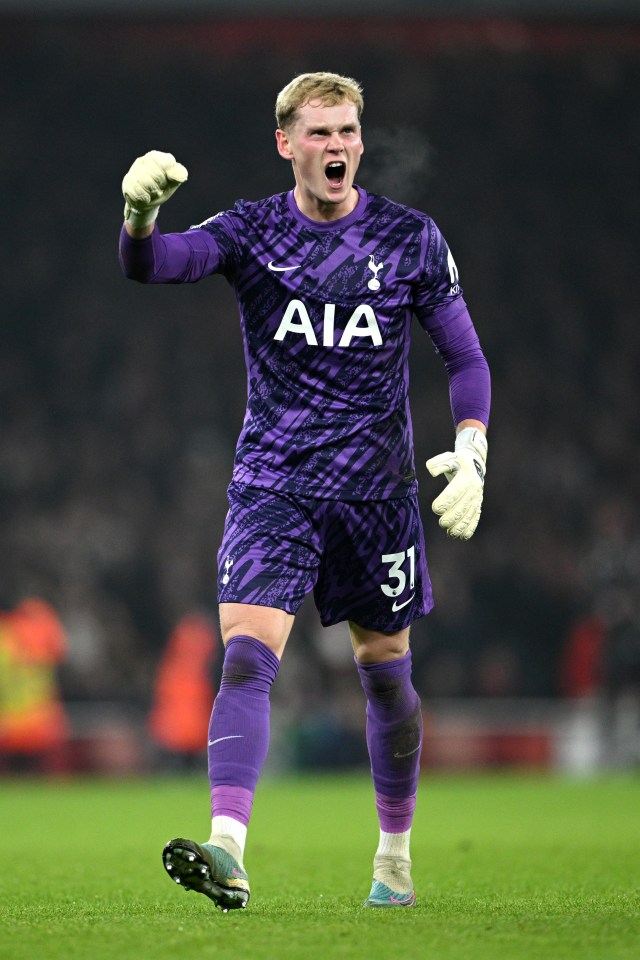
[217,481,320,616]
[217,484,432,641]
[314,494,433,632]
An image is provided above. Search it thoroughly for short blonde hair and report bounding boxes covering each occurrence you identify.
[275,71,364,131]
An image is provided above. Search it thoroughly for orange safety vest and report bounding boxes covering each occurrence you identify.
[0,598,69,753]
[148,614,219,753]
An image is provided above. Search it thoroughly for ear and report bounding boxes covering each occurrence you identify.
[275,128,293,160]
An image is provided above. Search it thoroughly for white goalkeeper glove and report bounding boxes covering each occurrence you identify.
[426,427,487,540]
[122,150,188,229]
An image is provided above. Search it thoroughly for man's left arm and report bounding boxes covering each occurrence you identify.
[419,299,491,540]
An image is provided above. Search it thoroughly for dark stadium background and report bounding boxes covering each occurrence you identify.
[1,1,639,774]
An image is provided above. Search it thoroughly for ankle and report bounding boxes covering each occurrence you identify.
[376,827,411,860]
[209,814,247,857]
[207,832,244,866]
[373,853,413,891]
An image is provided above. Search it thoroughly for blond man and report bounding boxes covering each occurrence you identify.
[120,71,490,911]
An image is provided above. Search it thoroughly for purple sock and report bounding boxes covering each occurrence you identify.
[210,784,255,827]
[356,651,422,832]
[375,792,417,834]
[207,635,279,822]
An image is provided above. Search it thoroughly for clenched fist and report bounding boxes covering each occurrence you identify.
[122,150,188,229]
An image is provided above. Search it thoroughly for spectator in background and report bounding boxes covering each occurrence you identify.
[0,598,70,774]
[560,497,640,767]
[148,612,220,770]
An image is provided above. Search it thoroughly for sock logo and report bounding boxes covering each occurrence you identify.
[393,744,421,759]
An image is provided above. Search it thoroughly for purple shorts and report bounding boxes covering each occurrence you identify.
[217,481,433,631]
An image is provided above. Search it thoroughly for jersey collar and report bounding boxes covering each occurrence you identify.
[286,185,368,231]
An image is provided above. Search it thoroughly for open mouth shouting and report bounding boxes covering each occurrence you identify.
[325,160,347,189]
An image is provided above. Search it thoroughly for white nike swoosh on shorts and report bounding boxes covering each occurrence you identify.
[391,594,416,612]
[207,735,245,746]
[267,261,301,272]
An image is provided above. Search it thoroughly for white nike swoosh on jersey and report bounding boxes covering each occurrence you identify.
[391,594,416,612]
[267,261,301,272]
[207,735,245,746]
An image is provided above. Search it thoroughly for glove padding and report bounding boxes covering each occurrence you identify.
[122,150,188,229]
[426,427,487,540]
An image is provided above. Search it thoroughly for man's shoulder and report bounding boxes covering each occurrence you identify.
[362,189,436,233]
[191,191,290,232]
[233,191,290,216]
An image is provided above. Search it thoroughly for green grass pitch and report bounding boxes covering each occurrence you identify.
[1,773,638,960]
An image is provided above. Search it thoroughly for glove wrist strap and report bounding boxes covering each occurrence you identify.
[455,427,488,464]
[124,202,159,229]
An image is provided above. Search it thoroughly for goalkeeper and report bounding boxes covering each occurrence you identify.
[119,71,490,912]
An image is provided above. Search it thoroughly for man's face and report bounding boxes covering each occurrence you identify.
[276,99,364,221]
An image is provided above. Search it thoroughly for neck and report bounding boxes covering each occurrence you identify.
[293,185,359,223]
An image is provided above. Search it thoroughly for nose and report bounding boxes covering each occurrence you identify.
[327,131,344,152]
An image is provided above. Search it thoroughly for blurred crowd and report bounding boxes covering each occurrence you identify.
[1,19,639,758]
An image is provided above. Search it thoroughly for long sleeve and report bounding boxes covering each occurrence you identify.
[421,298,491,428]
[119,224,223,283]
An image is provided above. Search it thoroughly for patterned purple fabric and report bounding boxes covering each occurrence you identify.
[217,481,432,629]
[120,186,490,501]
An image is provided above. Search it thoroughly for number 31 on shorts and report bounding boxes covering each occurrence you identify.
[380,546,415,598]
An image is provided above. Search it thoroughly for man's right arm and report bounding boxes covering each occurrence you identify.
[119,150,222,283]
[124,221,155,240]
[119,222,223,284]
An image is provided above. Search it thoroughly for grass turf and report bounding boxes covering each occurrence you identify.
[0,773,638,960]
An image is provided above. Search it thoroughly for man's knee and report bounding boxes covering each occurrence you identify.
[219,602,294,659]
[349,622,410,664]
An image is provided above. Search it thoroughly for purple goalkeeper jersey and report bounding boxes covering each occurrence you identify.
[120,186,490,500]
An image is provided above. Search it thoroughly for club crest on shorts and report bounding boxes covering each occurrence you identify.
[222,556,234,585]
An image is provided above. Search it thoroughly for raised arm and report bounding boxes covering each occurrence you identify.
[119,150,223,283]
